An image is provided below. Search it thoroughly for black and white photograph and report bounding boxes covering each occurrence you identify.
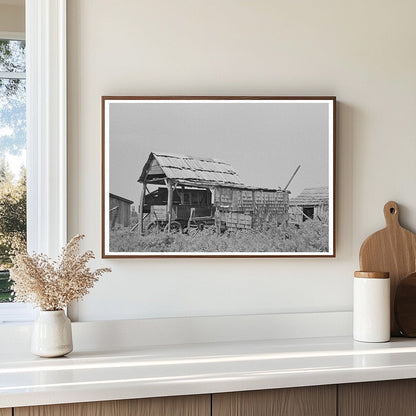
[102,97,335,257]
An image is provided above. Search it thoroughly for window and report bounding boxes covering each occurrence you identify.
[0,36,26,304]
[0,33,34,323]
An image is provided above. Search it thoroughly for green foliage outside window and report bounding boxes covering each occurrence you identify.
[0,39,26,302]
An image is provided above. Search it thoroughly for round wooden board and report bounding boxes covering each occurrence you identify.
[395,272,416,337]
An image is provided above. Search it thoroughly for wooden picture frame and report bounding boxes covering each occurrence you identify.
[102,96,336,258]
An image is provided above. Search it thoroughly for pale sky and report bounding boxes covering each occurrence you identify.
[108,100,330,208]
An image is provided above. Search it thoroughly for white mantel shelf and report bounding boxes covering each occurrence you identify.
[2,335,416,409]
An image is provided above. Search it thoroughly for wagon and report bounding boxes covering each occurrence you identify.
[141,186,225,234]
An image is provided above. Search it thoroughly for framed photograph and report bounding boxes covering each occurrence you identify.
[102,96,336,258]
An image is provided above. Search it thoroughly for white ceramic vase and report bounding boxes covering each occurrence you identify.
[31,310,73,357]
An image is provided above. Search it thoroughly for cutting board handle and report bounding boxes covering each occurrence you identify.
[384,201,400,228]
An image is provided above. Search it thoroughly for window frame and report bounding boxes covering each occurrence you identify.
[0,0,67,323]
[26,0,67,257]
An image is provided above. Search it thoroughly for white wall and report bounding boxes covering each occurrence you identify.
[0,3,24,33]
[67,0,416,322]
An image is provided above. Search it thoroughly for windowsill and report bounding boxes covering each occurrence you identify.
[0,303,36,324]
[2,334,416,409]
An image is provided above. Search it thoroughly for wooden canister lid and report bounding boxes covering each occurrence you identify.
[354,271,389,279]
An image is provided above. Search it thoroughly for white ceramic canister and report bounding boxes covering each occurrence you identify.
[353,271,390,343]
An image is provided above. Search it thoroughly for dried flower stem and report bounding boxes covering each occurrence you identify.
[10,235,111,310]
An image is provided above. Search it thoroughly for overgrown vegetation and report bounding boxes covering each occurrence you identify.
[110,219,329,253]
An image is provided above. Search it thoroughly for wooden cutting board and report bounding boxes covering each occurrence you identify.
[359,201,416,336]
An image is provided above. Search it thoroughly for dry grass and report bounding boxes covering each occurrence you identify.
[110,220,329,253]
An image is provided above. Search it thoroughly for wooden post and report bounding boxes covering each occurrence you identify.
[188,207,195,230]
[210,187,215,207]
[167,179,173,231]
[213,202,221,234]
[283,164,301,191]
[138,182,146,235]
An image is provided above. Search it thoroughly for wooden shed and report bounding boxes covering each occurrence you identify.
[109,193,134,229]
[289,187,329,224]
[137,152,290,234]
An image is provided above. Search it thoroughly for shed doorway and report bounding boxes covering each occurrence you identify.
[303,206,314,221]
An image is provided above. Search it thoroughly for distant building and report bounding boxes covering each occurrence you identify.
[109,193,134,228]
[289,187,329,224]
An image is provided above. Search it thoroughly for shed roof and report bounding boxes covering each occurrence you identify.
[290,187,329,206]
[138,152,244,186]
[109,193,134,205]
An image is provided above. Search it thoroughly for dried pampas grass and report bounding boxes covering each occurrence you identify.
[10,234,111,311]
